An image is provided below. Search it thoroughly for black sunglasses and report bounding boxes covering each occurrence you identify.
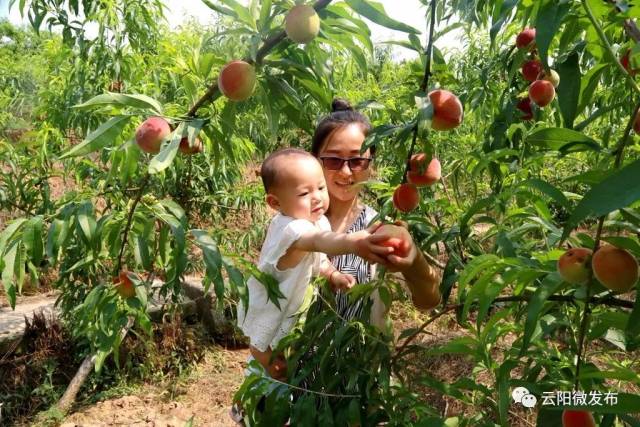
[318,156,373,171]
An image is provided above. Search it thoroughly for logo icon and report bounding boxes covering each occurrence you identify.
[512,387,537,408]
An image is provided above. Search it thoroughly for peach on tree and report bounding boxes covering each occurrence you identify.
[393,183,420,213]
[592,245,638,293]
[428,89,463,131]
[529,80,555,107]
[516,28,536,50]
[557,248,592,285]
[407,153,441,186]
[562,410,596,427]
[135,116,171,154]
[522,60,542,82]
[285,4,320,44]
[179,137,203,155]
[114,270,136,299]
[218,60,256,101]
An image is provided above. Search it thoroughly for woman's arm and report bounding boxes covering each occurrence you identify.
[398,249,442,310]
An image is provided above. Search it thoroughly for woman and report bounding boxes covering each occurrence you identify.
[311,98,441,322]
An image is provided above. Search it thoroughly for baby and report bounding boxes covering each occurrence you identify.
[236,148,391,380]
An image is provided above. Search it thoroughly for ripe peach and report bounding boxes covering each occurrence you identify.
[592,245,639,293]
[135,117,171,154]
[522,60,543,82]
[393,183,420,213]
[218,60,256,101]
[516,28,536,50]
[374,224,411,257]
[516,98,533,120]
[562,410,595,427]
[537,69,560,88]
[114,270,136,299]
[285,4,320,44]
[428,89,463,131]
[179,137,203,155]
[557,248,592,285]
[621,49,639,76]
[529,80,555,107]
[407,153,441,186]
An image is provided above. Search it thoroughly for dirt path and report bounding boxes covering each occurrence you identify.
[60,347,250,427]
[0,292,59,344]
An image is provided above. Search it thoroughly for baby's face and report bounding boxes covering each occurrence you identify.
[270,156,329,222]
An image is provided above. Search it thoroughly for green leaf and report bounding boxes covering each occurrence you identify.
[562,158,640,239]
[519,179,570,209]
[59,116,131,159]
[556,51,581,129]
[535,0,570,68]
[74,93,163,115]
[526,128,601,153]
[344,0,420,34]
[519,274,564,357]
[22,216,44,266]
[149,123,183,174]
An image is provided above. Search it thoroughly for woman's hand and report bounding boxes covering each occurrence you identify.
[268,355,287,381]
[330,271,356,292]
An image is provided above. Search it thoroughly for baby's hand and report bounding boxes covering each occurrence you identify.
[330,271,356,292]
[268,355,287,381]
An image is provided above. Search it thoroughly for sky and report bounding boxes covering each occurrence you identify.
[0,0,459,60]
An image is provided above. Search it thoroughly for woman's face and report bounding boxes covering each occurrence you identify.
[317,123,372,203]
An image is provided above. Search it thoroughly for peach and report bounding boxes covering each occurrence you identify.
[428,89,463,131]
[592,245,639,293]
[374,224,411,257]
[529,80,555,107]
[407,153,441,186]
[285,4,320,44]
[135,117,171,154]
[393,183,420,213]
[537,69,560,88]
[114,270,136,299]
[522,60,543,82]
[218,60,256,101]
[557,248,592,285]
[516,28,536,50]
[621,49,639,76]
[179,137,203,155]
[562,410,595,427]
[516,98,533,120]
[634,111,640,134]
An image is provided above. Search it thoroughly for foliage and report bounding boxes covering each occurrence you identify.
[0,0,639,425]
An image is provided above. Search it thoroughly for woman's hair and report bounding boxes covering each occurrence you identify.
[310,98,375,157]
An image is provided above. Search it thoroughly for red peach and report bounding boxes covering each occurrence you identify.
[407,153,441,186]
[114,270,136,299]
[634,111,640,134]
[375,224,411,258]
[592,245,639,293]
[557,248,592,285]
[522,60,543,82]
[218,60,256,101]
[516,28,536,50]
[285,4,320,44]
[135,117,171,154]
[561,410,596,427]
[428,89,463,131]
[516,98,533,120]
[529,80,555,107]
[179,137,203,155]
[393,183,420,213]
[621,49,639,76]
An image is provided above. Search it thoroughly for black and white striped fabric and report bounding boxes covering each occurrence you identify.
[328,205,376,321]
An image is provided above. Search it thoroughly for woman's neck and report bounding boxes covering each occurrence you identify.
[327,196,361,232]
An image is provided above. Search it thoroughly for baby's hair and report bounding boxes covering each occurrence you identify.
[261,148,317,193]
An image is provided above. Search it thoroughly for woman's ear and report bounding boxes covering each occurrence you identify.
[266,193,280,211]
